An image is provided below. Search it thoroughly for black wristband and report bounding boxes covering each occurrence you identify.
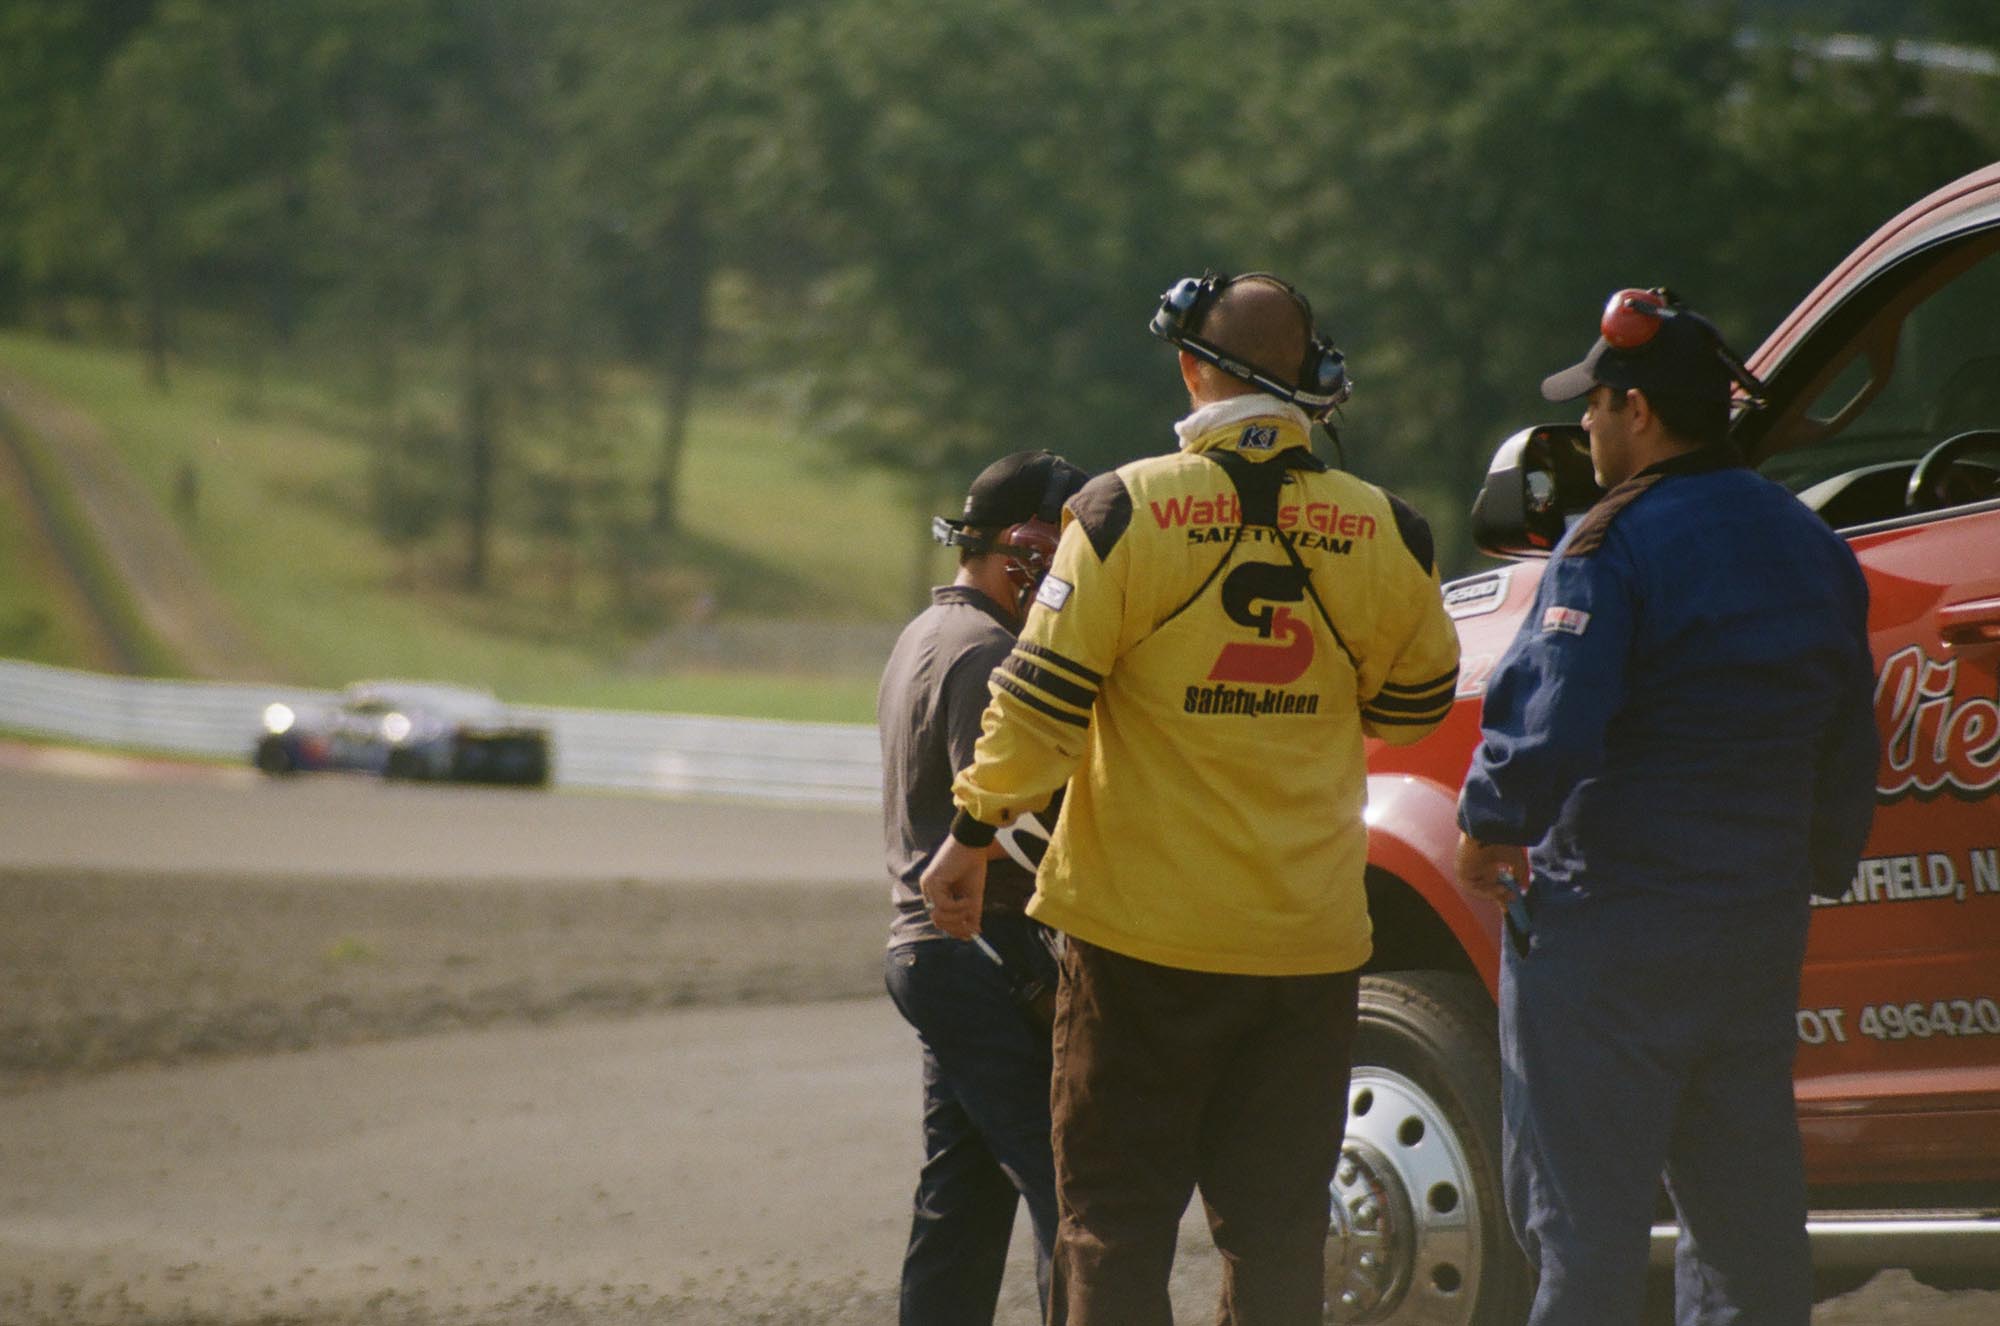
[950,808,999,849]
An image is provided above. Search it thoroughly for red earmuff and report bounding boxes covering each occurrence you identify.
[1595,286,1768,405]
[1600,287,1675,350]
[996,519,1060,593]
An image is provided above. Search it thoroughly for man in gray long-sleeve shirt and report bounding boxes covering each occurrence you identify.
[879,448,1088,1325]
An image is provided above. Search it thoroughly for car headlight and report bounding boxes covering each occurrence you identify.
[381,711,413,743]
[263,702,295,735]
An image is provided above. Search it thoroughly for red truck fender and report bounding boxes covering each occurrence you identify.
[1365,771,1505,996]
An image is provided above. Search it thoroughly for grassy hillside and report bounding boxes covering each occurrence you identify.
[0,451,104,668]
[0,331,957,723]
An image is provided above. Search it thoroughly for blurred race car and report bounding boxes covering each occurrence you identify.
[253,681,551,786]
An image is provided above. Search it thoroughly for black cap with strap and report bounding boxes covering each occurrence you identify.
[934,450,1090,552]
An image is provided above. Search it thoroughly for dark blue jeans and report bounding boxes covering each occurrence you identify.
[885,913,1059,1326]
[1501,890,1813,1326]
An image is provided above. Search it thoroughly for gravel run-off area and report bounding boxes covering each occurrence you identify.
[3,762,1997,1324]
[1,867,883,1083]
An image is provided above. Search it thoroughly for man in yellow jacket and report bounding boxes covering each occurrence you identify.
[921,272,1461,1324]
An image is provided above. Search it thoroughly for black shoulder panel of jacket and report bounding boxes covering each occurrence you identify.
[1067,470,1133,563]
[1384,491,1437,576]
[1561,473,1662,559]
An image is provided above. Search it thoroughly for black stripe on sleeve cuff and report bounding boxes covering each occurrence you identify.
[1363,708,1452,726]
[995,673,1092,727]
[1003,654,1098,709]
[950,808,998,848]
[1363,688,1458,716]
[1376,667,1460,698]
[1016,641,1104,686]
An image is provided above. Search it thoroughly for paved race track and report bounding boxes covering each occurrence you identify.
[0,754,883,882]
[1,756,1993,1324]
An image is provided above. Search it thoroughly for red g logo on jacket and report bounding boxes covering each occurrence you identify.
[1208,561,1315,685]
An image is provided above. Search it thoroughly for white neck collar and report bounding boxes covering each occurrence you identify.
[1174,394,1311,450]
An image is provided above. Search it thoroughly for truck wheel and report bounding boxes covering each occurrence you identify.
[1329,971,1533,1325]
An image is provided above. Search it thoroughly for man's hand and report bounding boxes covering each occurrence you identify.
[920,836,989,940]
[1455,832,1528,907]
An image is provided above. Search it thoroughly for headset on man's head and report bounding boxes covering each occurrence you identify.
[931,456,1078,603]
[1149,271,1351,420]
[1600,286,1766,404]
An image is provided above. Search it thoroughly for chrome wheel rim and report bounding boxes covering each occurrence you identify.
[1326,1066,1484,1324]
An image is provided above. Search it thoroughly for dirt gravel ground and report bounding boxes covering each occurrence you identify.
[0,760,894,1080]
[3,1004,916,1325]
[0,867,885,1080]
[1,758,1995,1324]
[0,763,1204,1324]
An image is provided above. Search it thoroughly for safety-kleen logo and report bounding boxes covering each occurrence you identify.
[1207,561,1314,684]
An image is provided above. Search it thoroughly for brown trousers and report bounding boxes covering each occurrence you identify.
[1048,937,1360,1326]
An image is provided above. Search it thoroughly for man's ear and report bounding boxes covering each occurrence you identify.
[1615,387,1648,431]
[1178,349,1203,401]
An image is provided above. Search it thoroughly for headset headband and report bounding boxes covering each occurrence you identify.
[1600,286,1766,404]
[1149,271,1351,418]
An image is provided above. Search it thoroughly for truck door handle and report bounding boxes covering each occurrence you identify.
[1939,594,2000,648]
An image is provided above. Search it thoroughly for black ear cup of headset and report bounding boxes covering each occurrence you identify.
[1149,274,1221,344]
[1298,332,1349,408]
[1148,270,1350,417]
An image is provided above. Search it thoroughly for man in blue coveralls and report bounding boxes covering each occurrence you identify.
[1453,289,1879,1325]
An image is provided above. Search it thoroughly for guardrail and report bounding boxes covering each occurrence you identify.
[0,659,881,807]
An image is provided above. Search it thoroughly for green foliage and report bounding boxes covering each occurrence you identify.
[0,327,909,720]
[0,481,98,667]
[0,0,161,315]
[2,0,1995,631]
[777,0,1208,483]
[370,415,456,547]
[0,388,180,675]
[1718,31,1997,330]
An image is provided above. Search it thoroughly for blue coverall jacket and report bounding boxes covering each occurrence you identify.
[1458,445,1878,905]
[1456,444,1881,1326]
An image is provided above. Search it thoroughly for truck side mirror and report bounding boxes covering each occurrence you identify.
[1469,425,1604,558]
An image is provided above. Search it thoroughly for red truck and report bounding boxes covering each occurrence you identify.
[1337,163,2000,1324]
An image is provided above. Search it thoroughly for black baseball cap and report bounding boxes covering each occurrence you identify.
[1540,311,1731,405]
[958,450,1090,528]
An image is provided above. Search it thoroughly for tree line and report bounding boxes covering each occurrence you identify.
[2,0,1994,596]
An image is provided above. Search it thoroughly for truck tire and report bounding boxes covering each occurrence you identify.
[1329,971,1533,1325]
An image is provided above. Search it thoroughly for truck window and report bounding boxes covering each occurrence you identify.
[1761,237,2000,526]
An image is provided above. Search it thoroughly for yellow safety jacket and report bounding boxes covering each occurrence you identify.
[950,404,1461,975]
